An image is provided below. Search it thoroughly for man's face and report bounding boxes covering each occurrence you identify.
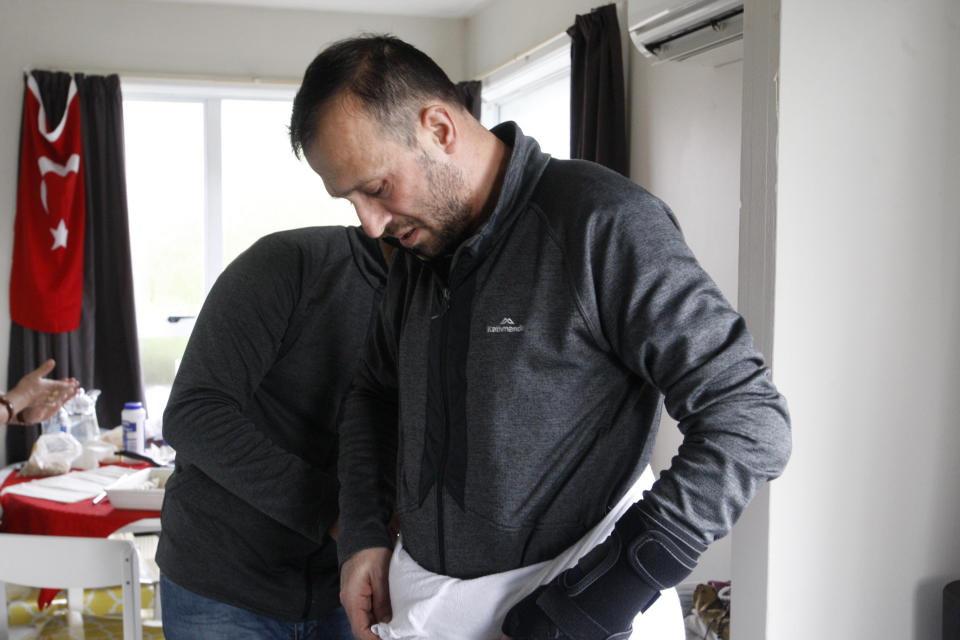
[304,97,474,258]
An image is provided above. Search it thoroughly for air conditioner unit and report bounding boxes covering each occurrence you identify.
[628,0,744,63]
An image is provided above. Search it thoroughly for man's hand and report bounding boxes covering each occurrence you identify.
[340,547,393,640]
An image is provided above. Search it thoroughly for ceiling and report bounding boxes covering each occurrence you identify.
[143,0,495,18]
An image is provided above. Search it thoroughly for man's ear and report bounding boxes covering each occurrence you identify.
[420,104,458,155]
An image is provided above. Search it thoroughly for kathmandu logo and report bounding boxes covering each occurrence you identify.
[486,317,525,334]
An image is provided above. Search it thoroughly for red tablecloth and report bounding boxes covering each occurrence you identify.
[0,463,161,609]
[0,463,160,537]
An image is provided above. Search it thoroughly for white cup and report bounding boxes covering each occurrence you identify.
[73,446,99,471]
[74,440,116,470]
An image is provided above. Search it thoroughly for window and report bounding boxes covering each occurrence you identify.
[481,42,571,159]
[122,80,355,421]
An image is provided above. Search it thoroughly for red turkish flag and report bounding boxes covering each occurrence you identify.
[10,74,86,333]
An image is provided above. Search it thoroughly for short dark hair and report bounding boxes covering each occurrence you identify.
[290,34,462,158]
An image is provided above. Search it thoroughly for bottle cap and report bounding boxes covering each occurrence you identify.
[123,402,144,410]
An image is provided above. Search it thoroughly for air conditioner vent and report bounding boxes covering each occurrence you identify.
[630,0,744,64]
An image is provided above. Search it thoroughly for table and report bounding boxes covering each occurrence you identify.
[0,463,162,610]
[0,463,160,537]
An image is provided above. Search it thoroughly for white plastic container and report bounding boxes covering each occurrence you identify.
[121,401,146,454]
[106,467,171,510]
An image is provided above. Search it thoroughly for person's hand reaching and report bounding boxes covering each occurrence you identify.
[4,359,79,424]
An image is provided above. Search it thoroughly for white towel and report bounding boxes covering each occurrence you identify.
[372,467,685,640]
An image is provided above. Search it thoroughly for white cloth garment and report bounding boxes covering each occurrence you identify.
[372,466,685,640]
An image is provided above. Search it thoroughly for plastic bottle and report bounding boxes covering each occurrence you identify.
[121,401,147,454]
[55,407,70,434]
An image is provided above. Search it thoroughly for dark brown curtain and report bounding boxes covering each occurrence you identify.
[456,80,482,120]
[6,71,143,462]
[567,3,628,176]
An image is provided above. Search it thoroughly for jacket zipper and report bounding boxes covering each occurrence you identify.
[435,285,452,574]
[301,549,318,619]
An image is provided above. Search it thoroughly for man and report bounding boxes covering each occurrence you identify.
[157,226,388,639]
[290,36,791,640]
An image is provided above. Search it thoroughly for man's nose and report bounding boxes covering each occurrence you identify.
[354,201,391,239]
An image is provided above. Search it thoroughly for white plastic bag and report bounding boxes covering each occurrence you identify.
[18,432,84,477]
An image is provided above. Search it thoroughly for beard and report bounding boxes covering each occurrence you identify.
[409,151,474,258]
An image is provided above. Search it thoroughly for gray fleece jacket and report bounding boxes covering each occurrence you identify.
[158,227,387,620]
[337,123,791,582]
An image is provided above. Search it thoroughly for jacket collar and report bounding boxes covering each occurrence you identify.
[346,226,389,291]
[458,122,551,261]
[396,122,551,283]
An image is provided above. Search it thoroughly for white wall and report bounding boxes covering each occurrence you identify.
[0,0,465,461]
[768,0,960,638]
[630,59,742,305]
[468,0,744,584]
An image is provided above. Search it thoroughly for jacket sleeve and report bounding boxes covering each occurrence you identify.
[579,188,791,552]
[162,235,337,543]
[335,256,403,566]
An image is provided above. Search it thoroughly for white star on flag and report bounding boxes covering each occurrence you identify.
[50,219,68,250]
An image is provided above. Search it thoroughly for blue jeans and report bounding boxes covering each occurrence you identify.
[160,575,356,640]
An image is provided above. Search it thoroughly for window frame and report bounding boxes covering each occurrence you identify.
[481,40,571,132]
[121,78,300,296]
[121,79,321,421]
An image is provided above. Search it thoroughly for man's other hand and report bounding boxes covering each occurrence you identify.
[340,547,393,640]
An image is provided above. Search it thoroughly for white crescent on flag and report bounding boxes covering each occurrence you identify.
[38,154,81,216]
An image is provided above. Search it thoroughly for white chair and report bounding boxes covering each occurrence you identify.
[109,518,163,621]
[0,533,143,640]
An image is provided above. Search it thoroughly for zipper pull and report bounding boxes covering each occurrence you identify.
[431,287,451,319]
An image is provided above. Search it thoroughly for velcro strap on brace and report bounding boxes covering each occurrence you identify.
[537,585,636,640]
[617,504,706,589]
